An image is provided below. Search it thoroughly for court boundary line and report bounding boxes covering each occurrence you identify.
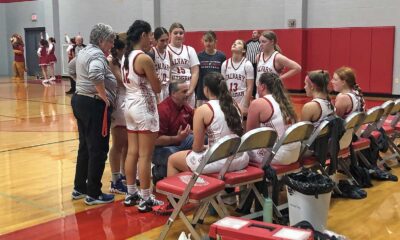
[0,138,78,153]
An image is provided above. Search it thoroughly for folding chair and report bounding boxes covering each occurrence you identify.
[352,106,384,169]
[258,121,315,218]
[380,99,400,163]
[207,127,278,218]
[336,112,366,185]
[155,134,241,240]
[372,100,400,164]
[300,120,330,170]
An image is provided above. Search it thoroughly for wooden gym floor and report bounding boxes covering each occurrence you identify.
[0,76,399,240]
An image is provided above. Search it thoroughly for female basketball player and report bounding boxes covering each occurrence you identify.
[168,23,200,107]
[301,70,334,126]
[122,20,163,212]
[331,66,365,118]
[255,31,301,94]
[221,39,254,115]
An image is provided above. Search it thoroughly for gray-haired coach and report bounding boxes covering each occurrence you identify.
[71,23,117,205]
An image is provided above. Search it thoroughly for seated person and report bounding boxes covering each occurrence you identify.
[152,80,194,184]
[246,72,301,166]
[301,70,334,125]
[167,72,249,176]
[331,66,365,118]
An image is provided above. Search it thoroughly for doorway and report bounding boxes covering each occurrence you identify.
[24,27,45,77]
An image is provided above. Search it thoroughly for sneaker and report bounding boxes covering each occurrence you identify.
[42,80,51,87]
[138,195,164,213]
[84,193,115,205]
[153,202,174,215]
[222,194,237,206]
[71,189,86,200]
[110,179,127,194]
[123,192,141,207]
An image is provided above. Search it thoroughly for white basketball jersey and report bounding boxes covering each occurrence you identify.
[311,98,334,127]
[338,91,364,118]
[121,50,156,99]
[260,94,287,137]
[168,44,193,83]
[256,51,280,87]
[223,57,252,107]
[153,47,171,86]
[206,100,233,146]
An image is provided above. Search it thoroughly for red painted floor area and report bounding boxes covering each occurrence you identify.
[0,200,169,240]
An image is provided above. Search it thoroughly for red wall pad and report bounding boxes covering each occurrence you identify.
[370,27,394,94]
[329,28,351,75]
[185,26,394,94]
[350,28,372,92]
[274,29,304,90]
[306,28,331,71]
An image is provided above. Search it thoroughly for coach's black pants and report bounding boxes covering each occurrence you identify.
[71,94,112,198]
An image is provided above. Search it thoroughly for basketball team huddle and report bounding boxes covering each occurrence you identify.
[70,20,368,214]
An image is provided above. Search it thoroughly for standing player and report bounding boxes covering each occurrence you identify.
[221,39,254,116]
[149,27,171,102]
[168,23,199,107]
[197,31,226,106]
[255,31,301,95]
[107,35,127,194]
[122,20,164,212]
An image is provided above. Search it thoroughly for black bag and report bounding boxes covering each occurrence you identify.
[292,221,340,240]
[349,164,373,188]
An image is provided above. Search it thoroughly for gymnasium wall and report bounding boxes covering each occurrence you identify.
[1,0,399,95]
[0,4,9,75]
[1,0,55,77]
[306,0,400,94]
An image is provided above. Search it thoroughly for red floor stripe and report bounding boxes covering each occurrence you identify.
[0,200,169,240]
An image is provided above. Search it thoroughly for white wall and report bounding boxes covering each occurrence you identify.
[160,0,286,31]
[307,0,400,94]
[0,5,9,76]
[58,0,146,43]
[2,0,55,77]
[1,0,399,94]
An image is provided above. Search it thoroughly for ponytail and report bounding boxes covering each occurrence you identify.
[353,84,365,112]
[259,72,297,124]
[204,72,244,136]
[123,20,152,71]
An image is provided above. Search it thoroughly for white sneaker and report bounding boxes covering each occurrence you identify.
[221,191,237,205]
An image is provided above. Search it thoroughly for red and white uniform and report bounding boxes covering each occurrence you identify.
[255,51,280,93]
[186,100,249,173]
[110,58,126,128]
[47,43,57,63]
[153,47,171,102]
[168,44,199,107]
[311,98,334,127]
[248,94,301,165]
[221,57,254,107]
[37,46,48,66]
[338,91,365,118]
[122,50,159,133]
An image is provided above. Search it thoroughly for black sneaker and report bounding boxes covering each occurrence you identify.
[71,189,86,200]
[84,193,115,205]
[138,195,164,213]
[123,192,141,207]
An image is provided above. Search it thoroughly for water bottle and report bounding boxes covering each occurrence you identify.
[263,197,273,223]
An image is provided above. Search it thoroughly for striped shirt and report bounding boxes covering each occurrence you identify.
[246,40,261,64]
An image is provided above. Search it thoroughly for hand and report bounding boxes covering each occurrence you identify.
[239,106,248,117]
[102,97,110,107]
[176,124,191,142]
